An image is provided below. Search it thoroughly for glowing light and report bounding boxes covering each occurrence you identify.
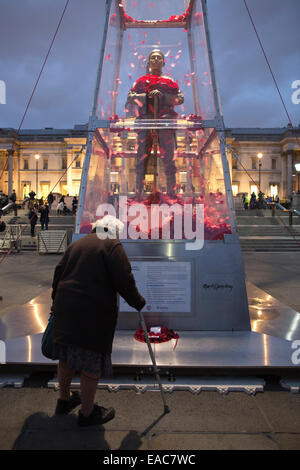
[30,301,47,332]
[27,336,32,363]
[263,334,269,366]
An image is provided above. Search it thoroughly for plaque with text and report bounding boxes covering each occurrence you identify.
[119,261,191,313]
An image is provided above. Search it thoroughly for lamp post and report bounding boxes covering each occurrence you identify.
[35,154,40,199]
[257,153,263,194]
[295,163,300,194]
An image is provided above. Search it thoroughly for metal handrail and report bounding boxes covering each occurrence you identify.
[276,202,300,219]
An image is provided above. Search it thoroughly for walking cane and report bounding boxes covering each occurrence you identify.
[138,310,170,414]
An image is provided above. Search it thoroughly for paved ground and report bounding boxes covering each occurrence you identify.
[242,252,300,312]
[1,387,300,450]
[0,250,300,450]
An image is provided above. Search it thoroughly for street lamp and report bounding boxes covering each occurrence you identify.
[257,153,263,193]
[295,163,300,194]
[35,154,40,198]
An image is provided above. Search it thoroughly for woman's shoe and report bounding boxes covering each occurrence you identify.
[55,391,81,415]
[78,404,115,427]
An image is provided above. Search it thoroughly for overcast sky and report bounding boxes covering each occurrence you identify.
[0,0,299,130]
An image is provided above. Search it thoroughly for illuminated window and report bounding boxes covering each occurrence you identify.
[250,184,258,196]
[232,184,239,196]
[60,183,68,195]
[270,184,278,197]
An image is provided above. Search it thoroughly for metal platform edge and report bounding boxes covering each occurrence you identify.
[47,376,266,395]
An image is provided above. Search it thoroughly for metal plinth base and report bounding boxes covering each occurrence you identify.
[47,376,266,395]
[0,282,299,369]
[280,377,300,393]
[2,330,299,369]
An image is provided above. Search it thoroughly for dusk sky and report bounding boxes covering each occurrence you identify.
[0,0,299,130]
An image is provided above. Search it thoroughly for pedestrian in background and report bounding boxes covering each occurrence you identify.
[28,208,38,237]
[28,190,36,210]
[57,201,64,215]
[250,192,256,210]
[72,196,78,215]
[47,192,54,211]
[9,189,18,216]
[51,215,146,426]
[39,203,50,230]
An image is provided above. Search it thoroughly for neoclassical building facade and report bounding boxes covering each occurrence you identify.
[0,124,299,202]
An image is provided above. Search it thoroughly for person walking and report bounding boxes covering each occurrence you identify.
[28,190,36,210]
[57,200,64,215]
[28,208,38,237]
[244,194,249,210]
[9,189,18,216]
[39,204,50,231]
[250,192,256,210]
[47,192,54,211]
[51,215,146,426]
[72,196,78,215]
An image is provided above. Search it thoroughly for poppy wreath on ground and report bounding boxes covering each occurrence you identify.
[134,326,179,350]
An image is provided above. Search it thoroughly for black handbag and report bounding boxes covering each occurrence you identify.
[41,313,54,359]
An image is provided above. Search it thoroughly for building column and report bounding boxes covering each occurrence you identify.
[7,148,14,196]
[281,153,287,198]
[67,148,73,195]
[287,151,293,197]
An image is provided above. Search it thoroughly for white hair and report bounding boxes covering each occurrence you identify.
[92,215,125,239]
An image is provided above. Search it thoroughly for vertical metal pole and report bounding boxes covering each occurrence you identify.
[36,159,38,198]
[112,28,124,117]
[201,0,237,234]
[187,29,200,116]
[90,0,113,121]
[75,131,93,234]
[75,0,113,234]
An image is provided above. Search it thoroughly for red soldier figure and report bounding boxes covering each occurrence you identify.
[126,49,184,196]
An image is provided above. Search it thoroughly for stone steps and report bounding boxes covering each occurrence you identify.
[239,240,300,252]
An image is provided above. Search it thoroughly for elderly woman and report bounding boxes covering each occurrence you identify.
[51,216,145,426]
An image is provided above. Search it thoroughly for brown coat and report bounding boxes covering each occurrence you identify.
[52,234,145,353]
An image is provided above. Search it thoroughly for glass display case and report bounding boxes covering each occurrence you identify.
[76,0,234,241]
